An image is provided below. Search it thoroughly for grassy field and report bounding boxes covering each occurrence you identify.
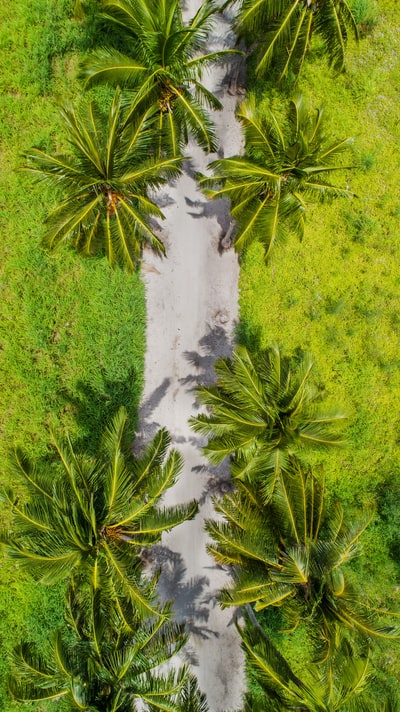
[0,0,399,707]
[0,0,145,708]
[239,0,400,698]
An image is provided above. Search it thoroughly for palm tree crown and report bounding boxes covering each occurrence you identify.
[8,586,205,711]
[235,0,358,79]
[1,407,198,618]
[80,0,235,154]
[239,625,373,712]
[22,90,182,270]
[190,344,346,499]
[201,94,354,263]
[206,464,398,651]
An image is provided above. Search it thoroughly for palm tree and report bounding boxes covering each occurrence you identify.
[200,94,354,263]
[190,344,345,500]
[8,586,207,711]
[206,463,398,651]
[1,407,198,618]
[79,0,236,155]
[22,89,182,270]
[235,0,358,79]
[238,625,374,711]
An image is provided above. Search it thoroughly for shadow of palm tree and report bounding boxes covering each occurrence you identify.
[60,367,141,454]
[135,378,189,448]
[190,462,234,505]
[134,378,172,449]
[184,195,232,241]
[142,545,219,654]
[182,324,234,389]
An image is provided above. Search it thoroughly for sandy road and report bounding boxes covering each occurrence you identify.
[138,2,246,708]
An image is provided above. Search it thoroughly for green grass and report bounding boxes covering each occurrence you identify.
[1,0,399,707]
[0,0,145,707]
[239,0,400,700]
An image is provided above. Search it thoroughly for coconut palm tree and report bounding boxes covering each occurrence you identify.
[1,407,198,618]
[200,94,354,263]
[206,463,398,652]
[190,344,346,500]
[22,89,182,270]
[8,586,207,711]
[235,0,358,79]
[238,625,374,711]
[79,0,236,155]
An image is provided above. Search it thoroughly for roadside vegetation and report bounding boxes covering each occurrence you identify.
[236,0,400,701]
[0,0,399,708]
[0,0,145,708]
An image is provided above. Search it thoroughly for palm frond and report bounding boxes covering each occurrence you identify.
[9,585,191,710]
[202,93,354,262]
[239,624,375,711]
[80,48,147,87]
[237,0,358,79]
[21,90,181,270]
[2,409,196,616]
[191,344,345,493]
[78,0,222,152]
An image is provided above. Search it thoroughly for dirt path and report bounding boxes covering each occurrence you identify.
[138,3,246,709]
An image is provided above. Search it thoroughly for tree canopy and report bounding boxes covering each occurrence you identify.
[1,407,198,618]
[80,0,236,154]
[191,344,346,499]
[238,625,373,712]
[206,463,398,653]
[201,94,354,263]
[22,90,182,270]
[235,0,358,79]
[8,586,205,711]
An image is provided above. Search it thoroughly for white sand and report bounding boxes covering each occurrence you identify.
[138,3,246,709]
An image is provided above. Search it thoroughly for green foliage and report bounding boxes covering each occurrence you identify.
[191,344,346,500]
[0,239,146,458]
[207,465,398,656]
[8,587,202,711]
[28,0,82,94]
[0,561,67,711]
[235,0,358,79]
[0,0,81,98]
[1,408,198,618]
[79,0,233,154]
[2,0,400,708]
[201,94,354,262]
[239,0,400,698]
[0,1,146,706]
[376,470,400,564]
[22,89,183,270]
[238,624,389,711]
[349,0,378,36]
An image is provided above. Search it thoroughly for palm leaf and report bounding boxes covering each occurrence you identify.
[203,93,354,263]
[2,408,197,615]
[237,0,358,79]
[21,90,179,270]
[80,48,147,87]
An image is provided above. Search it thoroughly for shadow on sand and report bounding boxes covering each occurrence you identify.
[142,544,220,663]
[181,322,234,388]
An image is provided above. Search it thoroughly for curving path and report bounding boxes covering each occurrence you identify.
[138,1,246,709]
